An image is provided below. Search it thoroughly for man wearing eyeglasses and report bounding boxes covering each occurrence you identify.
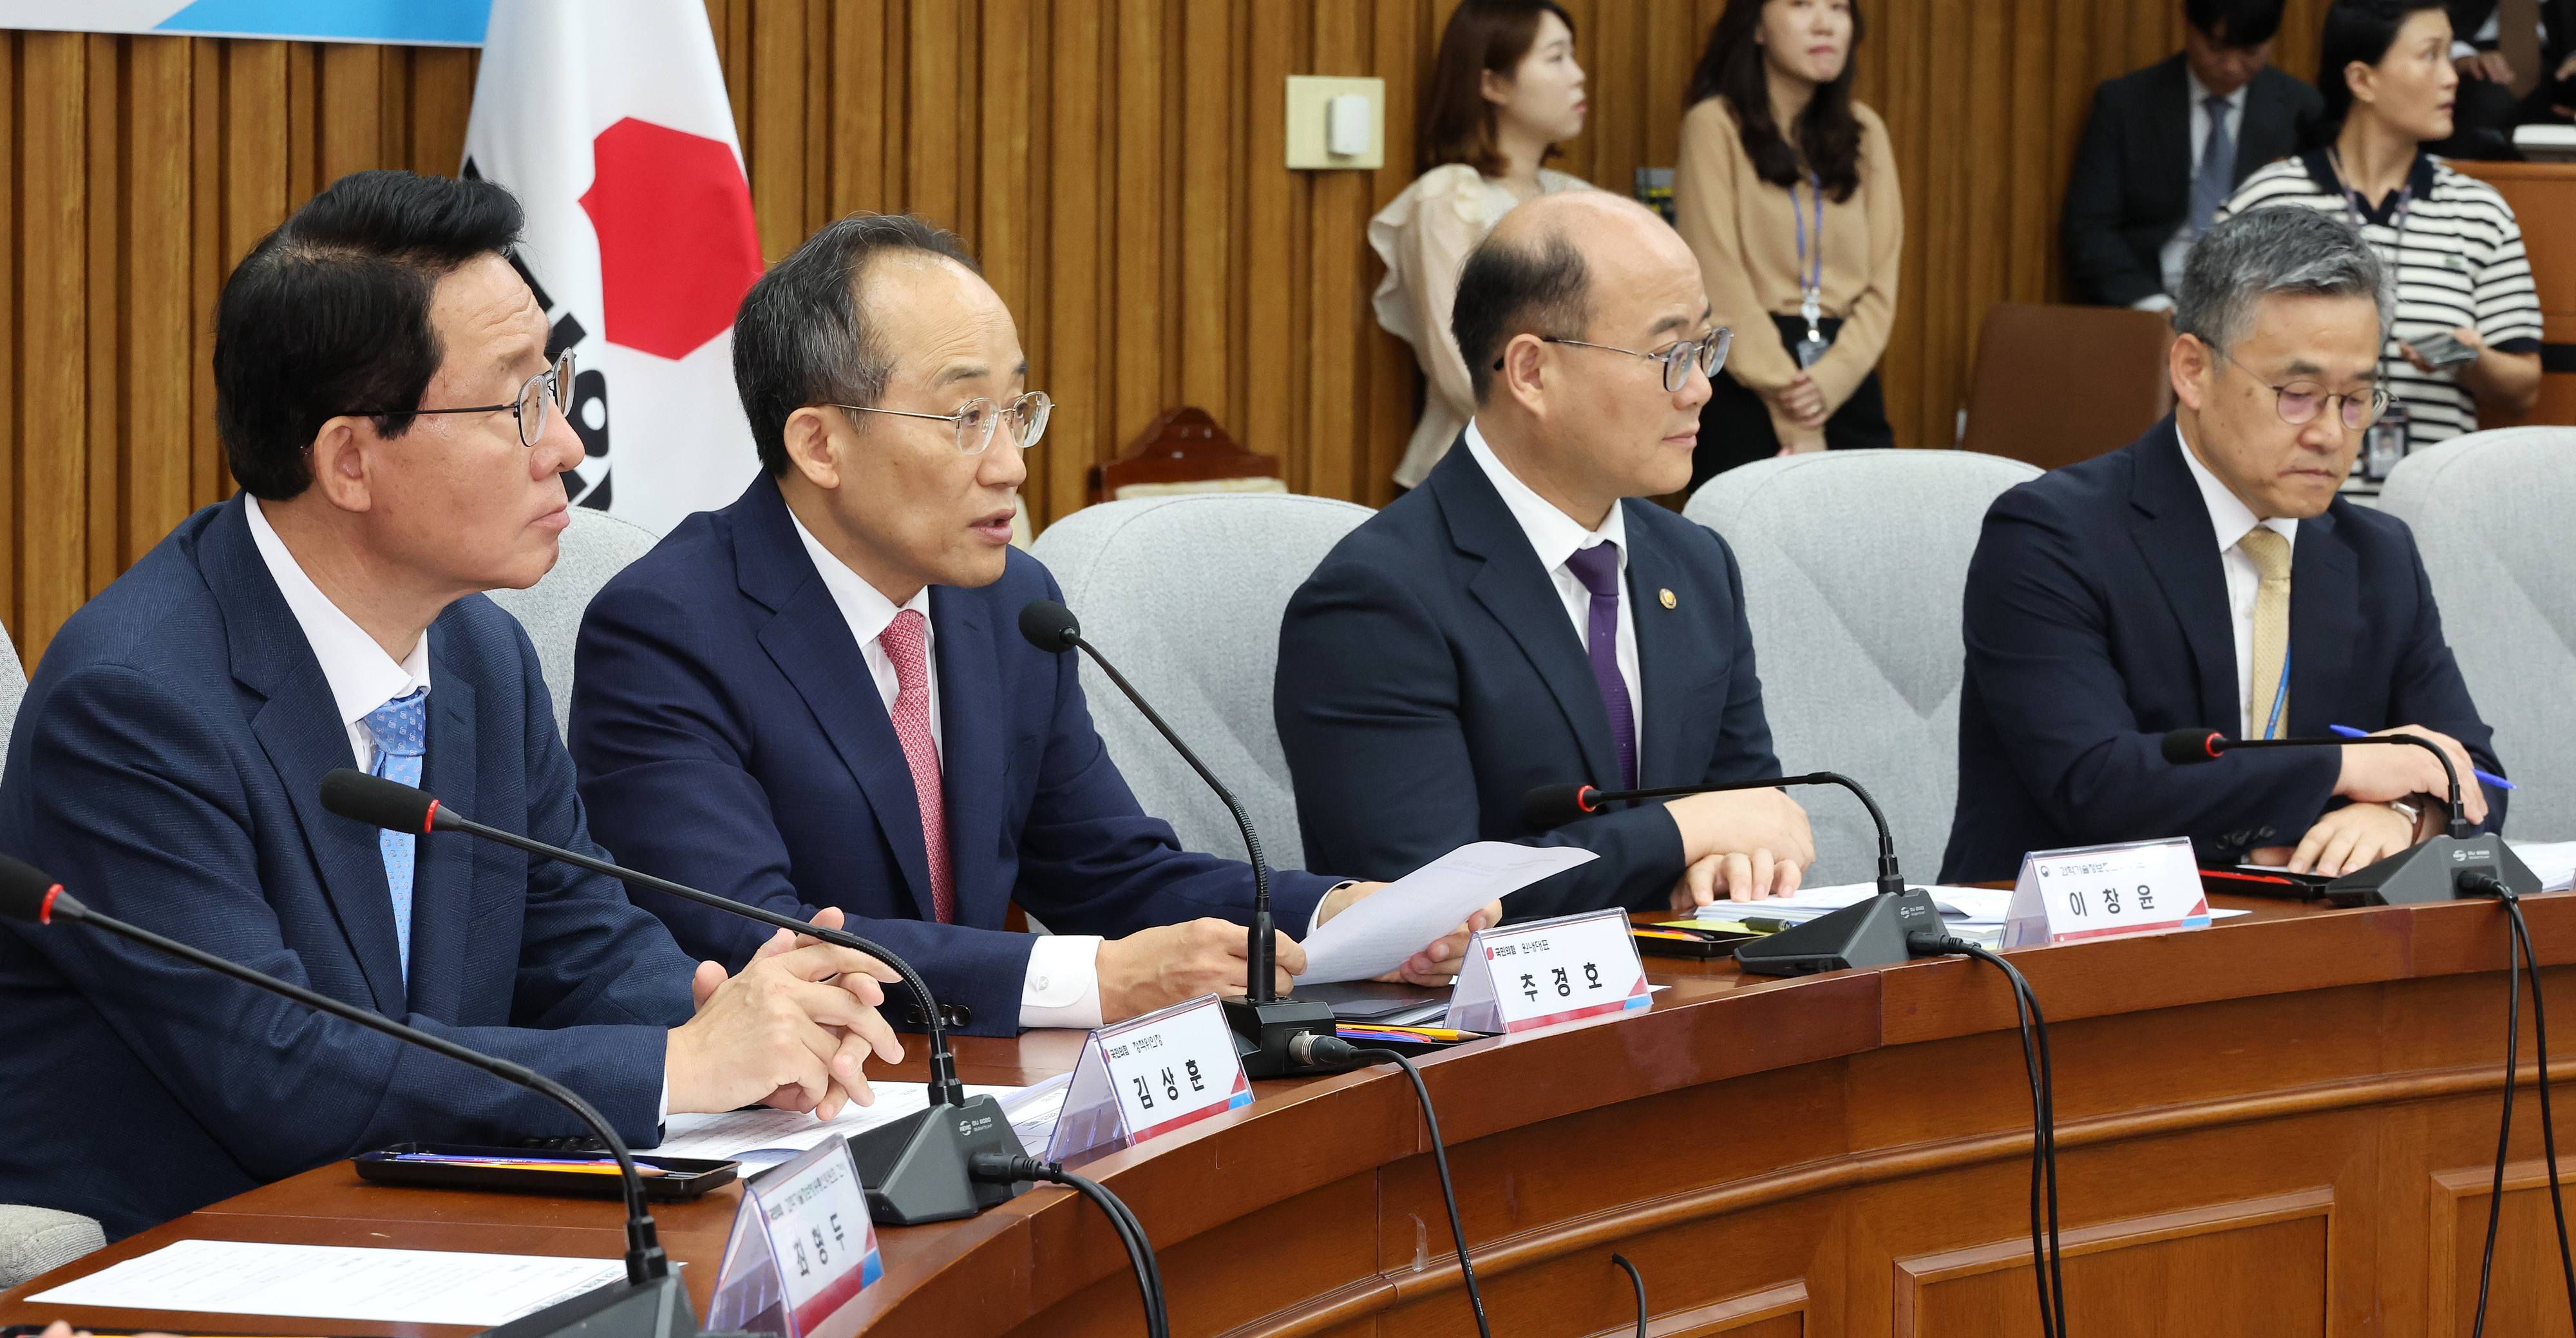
[1940,205,2505,883]
[570,214,1489,1037]
[0,172,907,1241]
[1275,191,1815,923]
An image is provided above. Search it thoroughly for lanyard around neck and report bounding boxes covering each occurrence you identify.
[2328,149,2413,386]
[1791,171,1824,334]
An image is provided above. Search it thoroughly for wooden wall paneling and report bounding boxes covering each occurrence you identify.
[1042,0,1104,526]
[746,0,808,264]
[1176,1,1232,420]
[1110,0,1163,455]
[1310,0,1369,505]
[126,37,191,586]
[82,34,118,599]
[1361,0,1420,503]
[21,31,87,661]
[2429,1157,2576,1337]
[0,33,19,648]
[1241,0,1296,499]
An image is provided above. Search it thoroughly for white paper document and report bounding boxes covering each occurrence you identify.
[30,1238,627,1324]
[654,1079,1059,1168]
[2512,841,2576,893]
[1294,842,1597,984]
[1687,882,2019,925]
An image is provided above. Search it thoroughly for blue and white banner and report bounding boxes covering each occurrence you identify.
[0,1,489,46]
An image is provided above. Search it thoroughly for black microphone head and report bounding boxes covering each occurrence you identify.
[2161,729,2226,765]
[1017,599,1081,653]
[1522,783,1602,830]
[321,768,440,834]
[0,853,70,924]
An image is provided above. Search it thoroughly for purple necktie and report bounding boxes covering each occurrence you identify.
[1562,541,1637,791]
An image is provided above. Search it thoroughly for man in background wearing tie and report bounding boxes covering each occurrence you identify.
[1943,206,2504,884]
[0,171,902,1241]
[571,214,1486,1038]
[1275,191,1814,922]
[2063,0,2325,311]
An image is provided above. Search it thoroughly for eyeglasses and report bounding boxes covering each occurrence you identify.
[2209,345,2389,431]
[343,352,576,449]
[833,392,1054,455]
[1495,329,1734,393]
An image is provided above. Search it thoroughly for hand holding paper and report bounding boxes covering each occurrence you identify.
[1294,842,1596,985]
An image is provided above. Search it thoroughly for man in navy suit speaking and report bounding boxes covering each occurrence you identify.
[1942,205,2503,883]
[0,172,902,1240]
[1274,191,1815,922]
[571,215,1486,1037]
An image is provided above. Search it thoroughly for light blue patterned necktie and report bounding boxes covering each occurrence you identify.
[361,688,428,984]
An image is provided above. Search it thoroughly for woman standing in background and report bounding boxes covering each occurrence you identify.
[1370,0,1593,492]
[1675,0,1900,488]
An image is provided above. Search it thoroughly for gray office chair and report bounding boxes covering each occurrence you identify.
[1027,493,1376,865]
[0,615,24,783]
[2381,426,2576,841]
[484,506,664,741]
[1685,448,2043,886]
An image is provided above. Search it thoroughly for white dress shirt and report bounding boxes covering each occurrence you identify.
[246,497,430,768]
[2139,69,2249,311]
[1461,420,1646,750]
[786,508,1105,1029]
[2176,423,2298,739]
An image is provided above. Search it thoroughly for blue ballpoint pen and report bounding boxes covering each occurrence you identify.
[2326,723,2517,790]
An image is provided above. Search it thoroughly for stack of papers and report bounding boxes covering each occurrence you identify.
[2512,841,2576,894]
[1294,842,1595,984]
[655,1076,1068,1168]
[1687,883,2019,928]
[32,1239,627,1324]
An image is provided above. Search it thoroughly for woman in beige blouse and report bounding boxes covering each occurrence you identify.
[1674,0,1900,488]
[1369,0,1593,491]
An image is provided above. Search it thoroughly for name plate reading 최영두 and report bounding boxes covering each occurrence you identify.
[2002,836,2211,948]
[1444,908,1650,1034]
[705,1133,882,1338]
[1046,991,1252,1164]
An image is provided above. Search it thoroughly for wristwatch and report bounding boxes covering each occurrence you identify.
[2386,798,2421,824]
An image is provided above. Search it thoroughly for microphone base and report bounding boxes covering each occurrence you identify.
[1226,995,1340,1078]
[1733,890,1946,977]
[2324,832,2541,906]
[477,1271,708,1338]
[845,1094,1031,1225]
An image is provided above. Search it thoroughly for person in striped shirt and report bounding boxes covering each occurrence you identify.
[2218,0,2541,458]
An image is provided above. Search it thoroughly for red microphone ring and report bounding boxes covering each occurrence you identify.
[1578,785,1600,814]
[38,884,61,925]
[2203,732,2224,759]
[422,799,440,834]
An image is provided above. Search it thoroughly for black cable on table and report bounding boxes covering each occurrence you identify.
[2506,894,2576,1332]
[1610,1252,1647,1338]
[971,1153,1167,1338]
[2472,891,2526,1338]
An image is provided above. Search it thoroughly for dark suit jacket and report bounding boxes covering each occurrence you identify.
[0,496,692,1239]
[2062,56,2325,307]
[1940,421,2506,882]
[569,477,1336,1036]
[1274,442,1781,922]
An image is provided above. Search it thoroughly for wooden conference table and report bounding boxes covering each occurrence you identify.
[9,892,2576,1338]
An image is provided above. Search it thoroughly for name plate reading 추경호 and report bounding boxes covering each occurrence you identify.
[2003,836,2211,948]
[1046,991,1253,1164]
[1444,908,1650,1034]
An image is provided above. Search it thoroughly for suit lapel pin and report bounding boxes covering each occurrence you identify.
[1658,588,1677,609]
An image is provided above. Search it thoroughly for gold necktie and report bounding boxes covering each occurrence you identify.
[2238,527,2293,739]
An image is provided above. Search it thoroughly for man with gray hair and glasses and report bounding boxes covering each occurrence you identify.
[571,213,1492,1037]
[1941,205,2505,883]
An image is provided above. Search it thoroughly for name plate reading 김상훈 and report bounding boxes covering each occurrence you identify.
[1046,991,1252,1163]
[1445,908,1649,1034]
[706,1133,882,1338]
[2003,836,2210,948]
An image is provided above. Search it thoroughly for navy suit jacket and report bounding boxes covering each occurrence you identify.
[569,477,1336,1036]
[0,496,693,1239]
[1274,441,1782,921]
[1940,421,2505,882]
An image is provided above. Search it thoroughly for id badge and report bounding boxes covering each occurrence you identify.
[1794,328,1830,369]
[2363,403,2410,481]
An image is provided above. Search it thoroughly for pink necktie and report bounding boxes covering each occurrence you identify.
[878,609,955,923]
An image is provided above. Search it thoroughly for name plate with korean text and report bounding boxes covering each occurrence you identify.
[1046,991,1251,1164]
[2002,836,2211,948]
[1444,909,1650,1034]
[705,1134,881,1337]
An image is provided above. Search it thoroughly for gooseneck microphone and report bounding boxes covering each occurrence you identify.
[1525,770,1905,899]
[1017,598,1336,1078]
[2157,728,2534,905]
[317,769,1030,1226]
[0,854,704,1338]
